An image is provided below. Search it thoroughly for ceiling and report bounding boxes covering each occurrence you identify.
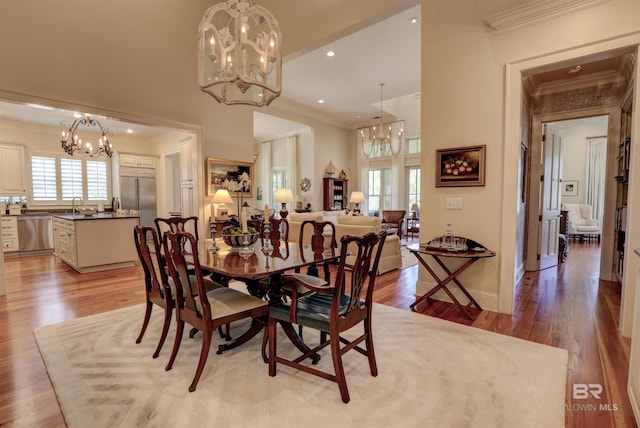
[0,0,625,141]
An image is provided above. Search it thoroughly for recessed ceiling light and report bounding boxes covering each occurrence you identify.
[409,17,419,24]
[318,99,325,104]
[568,65,582,74]
[326,51,335,57]
[73,113,82,118]
[126,129,134,134]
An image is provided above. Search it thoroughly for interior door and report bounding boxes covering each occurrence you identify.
[538,124,563,270]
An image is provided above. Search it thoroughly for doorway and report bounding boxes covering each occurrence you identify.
[499,40,640,325]
[525,115,609,272]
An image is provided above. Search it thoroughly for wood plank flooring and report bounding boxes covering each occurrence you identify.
[0,241,635,427]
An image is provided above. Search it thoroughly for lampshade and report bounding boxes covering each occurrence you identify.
[274,188,294,203]
[198,0,282,107]
[349,191,365,204]
[411,203,420,212]
[212,189,234,204]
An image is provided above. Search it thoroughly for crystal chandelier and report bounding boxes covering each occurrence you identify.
[198,0,282,107]
[60,116,113,157]
[360,83,403,159]
[358,83,404,159]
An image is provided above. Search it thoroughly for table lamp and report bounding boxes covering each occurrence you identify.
[274,188,294,218]
[411,203,420,218]
[349,191,365,214]
[212,189,233,220]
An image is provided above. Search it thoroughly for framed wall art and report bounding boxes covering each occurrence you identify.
[206,158,254,196]
[436,145,486,187]
[561,180,578,197]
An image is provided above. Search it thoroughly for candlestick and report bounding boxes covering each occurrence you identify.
[241,208,248,233]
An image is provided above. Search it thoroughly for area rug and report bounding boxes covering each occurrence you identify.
[34,304,567,428]
[400,246,419,269]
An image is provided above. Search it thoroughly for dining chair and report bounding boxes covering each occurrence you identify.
[154,216,199,256]
[268,230,387,403]
[260,217,289,242]
[163,230,269,392]
[298,220,336,281]
[133,225,175,358]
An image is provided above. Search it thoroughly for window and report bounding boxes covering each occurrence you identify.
[271,168,289,201]
[86,160,108,200]
[60,158,83,200]
[407,166,421,209]
[31,156,57,201]
[406,137,421,154]
[367,168,391,214]
[29,153,110,205]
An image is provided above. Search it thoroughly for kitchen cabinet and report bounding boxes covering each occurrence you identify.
[180,138,195,184]
[179,138,197,217]
[119,153,156,168]
[0,144,26,195]
[53,217,77,266]
[323,177,348,211]
[1,216,19,252]
[53,214,138,273]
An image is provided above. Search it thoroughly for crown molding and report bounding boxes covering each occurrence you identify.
[483,0,609,33]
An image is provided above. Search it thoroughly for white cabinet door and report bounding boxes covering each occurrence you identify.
[180,185,195,218]
[0,145,25,195]
[180,140,194,184]
[120,154,156,168]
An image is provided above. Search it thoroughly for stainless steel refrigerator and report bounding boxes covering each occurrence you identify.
[120,167,157,227]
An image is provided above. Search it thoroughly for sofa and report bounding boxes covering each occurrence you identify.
[288,210,346,245]
[335,215,402,275]
[562,203,601,242]
[288,211,402,275]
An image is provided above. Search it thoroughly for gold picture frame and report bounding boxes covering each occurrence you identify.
[206,158,254,196]
[436,145,486,187]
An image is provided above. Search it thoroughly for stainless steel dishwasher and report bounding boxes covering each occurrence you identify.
[17,214,54,253]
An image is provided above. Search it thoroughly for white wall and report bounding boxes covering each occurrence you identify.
[559,118,608,206]
[421,0,640,312]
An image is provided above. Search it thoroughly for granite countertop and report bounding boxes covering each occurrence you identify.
[53,213,140,220]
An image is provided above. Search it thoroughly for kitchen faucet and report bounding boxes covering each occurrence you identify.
[72,197,82,214]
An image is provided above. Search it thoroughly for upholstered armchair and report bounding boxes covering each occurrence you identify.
[335,215,402,275]
[381,210,406,238]
[562,203,601,242]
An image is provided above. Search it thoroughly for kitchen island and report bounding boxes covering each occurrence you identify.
[52,213,139,273]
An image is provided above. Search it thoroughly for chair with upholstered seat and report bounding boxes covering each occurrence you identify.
[154,216,199,257]
[133,225,175,358]
[298,219,337,281]
[562,203,601,242]
[381,210,406,237]
[163,230,269,392]
[268,230,387,403]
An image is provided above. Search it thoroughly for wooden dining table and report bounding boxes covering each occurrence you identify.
[199,238,340,362]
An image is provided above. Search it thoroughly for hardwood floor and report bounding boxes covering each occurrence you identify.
[0,241,636,427]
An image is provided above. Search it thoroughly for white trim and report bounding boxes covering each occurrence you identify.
[501,32,640,317]
[414,278,499,312]
[483,0,609,33]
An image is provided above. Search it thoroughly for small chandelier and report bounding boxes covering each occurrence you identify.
[360,83,404,159]
[60,116,113,157]
[198,0,282,107]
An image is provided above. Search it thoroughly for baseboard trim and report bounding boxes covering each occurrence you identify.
[414,279,499,312]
